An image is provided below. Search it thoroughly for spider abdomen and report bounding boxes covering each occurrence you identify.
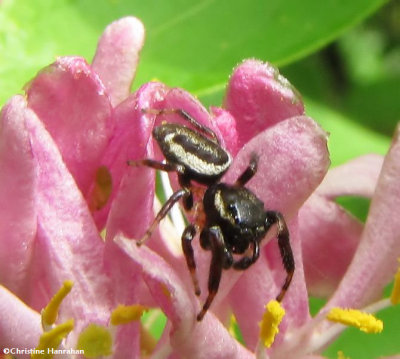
[153,124,231,185]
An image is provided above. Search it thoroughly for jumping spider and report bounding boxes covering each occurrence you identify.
[128,108,295,321]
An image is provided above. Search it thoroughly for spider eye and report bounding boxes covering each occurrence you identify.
[227,203,240,223]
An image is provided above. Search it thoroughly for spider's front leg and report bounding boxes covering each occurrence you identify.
[265,211,295,302]
[182,224,201,296]
[127,159,192,246]
[197,226,226,321]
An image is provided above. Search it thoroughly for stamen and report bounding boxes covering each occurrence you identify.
[390,261,400,305]
[259,300,285,348]
[327,308,383,333]
[76,324,112,358]
[41,280,73,327]
[32,319,74,358]
[110,304,148,325]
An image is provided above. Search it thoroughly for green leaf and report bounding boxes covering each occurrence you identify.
[305,97,390,166]
[0,0,387,105]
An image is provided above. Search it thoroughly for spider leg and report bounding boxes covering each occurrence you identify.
[182,224,201,296]
[127,159,184,174]
[197,226,225,321]
[232,241,260,270]
[234,154,258,187]
[136,188,190,246]
[142,108,219,143]
[265,211,295,302]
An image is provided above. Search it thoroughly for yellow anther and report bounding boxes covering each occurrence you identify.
[41,280,73,327]
[390,262,400,305]
[110,304,148,325]
[32,319,74,358]
[76,324,112,358]
[327,308,383,333]
[259,300,286,348]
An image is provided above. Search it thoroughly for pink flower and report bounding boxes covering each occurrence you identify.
[1,13,398,359]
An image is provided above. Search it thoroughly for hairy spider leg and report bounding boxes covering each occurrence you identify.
[142,108,219,143]
[127,159,190,246]
[138,188,189,246]
[197,226,226,321]
[265,211,295,302]
[127,159,185,172]
[234,153,258,187]
[181,224,201,296]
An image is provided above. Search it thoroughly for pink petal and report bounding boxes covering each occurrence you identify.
[114,234,196,338]
[224,60,304,147]
[0,96,37,297]
[92,17,145,107]
[299,155,383,297]
[224,116,330,217]
[114,235,253,359]
[23,107,113,340]
[324,124,400,311]
[299,195,363,298]
[25,56,113,196]
[0,286,41,356]
[211,106,239,155]
[317,154,384,198]
[102,82,168,239]
[171,314,254,359]
[157,88,226,146]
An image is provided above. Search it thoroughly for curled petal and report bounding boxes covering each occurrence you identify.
[317,154,384,198]
[25,56,113,196]
[114,235,253,359]
[225,116,330,217]
[92,16,145,106]
[0,286,41,354]
[23,107,113,341]
[325,124,400,311]
[211,106,239,155]
[224,59,304,147]
[299,195,363,298]
[101,82,168,238]
[0,96,37,297]
[156,88,227,145]
[171,314,254,359]
[114,234,196,339]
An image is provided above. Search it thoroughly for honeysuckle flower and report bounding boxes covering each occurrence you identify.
[0,11,398,359]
